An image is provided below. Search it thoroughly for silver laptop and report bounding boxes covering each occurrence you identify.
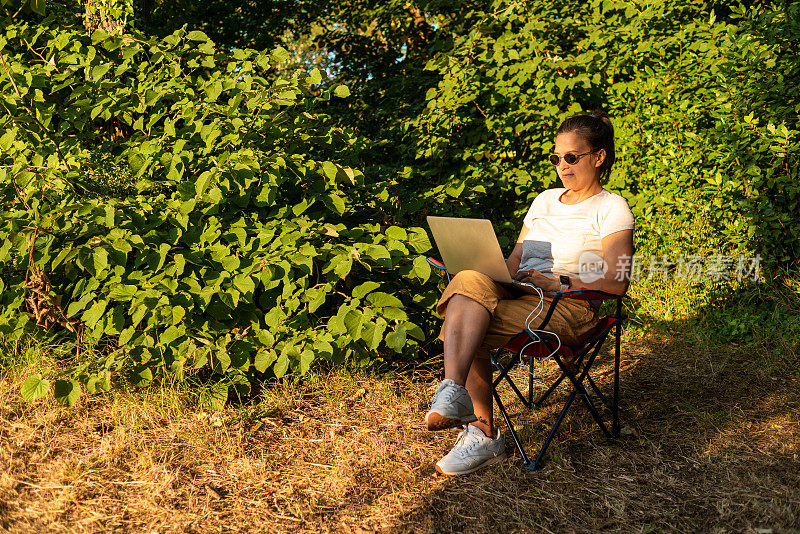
[426,216,541,294]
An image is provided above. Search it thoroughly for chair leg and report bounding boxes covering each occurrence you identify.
[527,388,580,471]
[612,321,621,437]
[527,351,535,406]
[532,372,566,407]
[492,350,531,408]
[586,374,612,410]
[550,349,613,438]
[492,387,532,466]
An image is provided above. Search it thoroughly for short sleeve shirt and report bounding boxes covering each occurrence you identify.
[519,188,635,282]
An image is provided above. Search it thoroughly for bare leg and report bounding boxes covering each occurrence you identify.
[441,294,491,385]
[465,356,494,437]
[440,294,495,437]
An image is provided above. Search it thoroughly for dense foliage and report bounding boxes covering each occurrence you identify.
[1,19,434,407]
[1,0,798,407]
[404,0,799,263]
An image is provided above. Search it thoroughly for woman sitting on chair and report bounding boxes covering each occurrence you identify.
[426,111,635,476]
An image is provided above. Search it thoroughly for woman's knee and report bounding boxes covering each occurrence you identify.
[451,269,494,286]
[437,270,503,317]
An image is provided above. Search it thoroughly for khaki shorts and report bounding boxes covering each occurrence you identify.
[436,270,598,359]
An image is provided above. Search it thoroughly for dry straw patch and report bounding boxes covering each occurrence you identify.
[1,332,799,533]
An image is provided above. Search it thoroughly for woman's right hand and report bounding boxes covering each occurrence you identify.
[513,268,560,292]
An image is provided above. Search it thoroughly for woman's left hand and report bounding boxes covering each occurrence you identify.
[513,268,560,292]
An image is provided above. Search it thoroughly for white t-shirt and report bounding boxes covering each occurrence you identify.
[519,188,635,282]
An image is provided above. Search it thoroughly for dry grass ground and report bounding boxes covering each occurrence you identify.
[1,331,799,533]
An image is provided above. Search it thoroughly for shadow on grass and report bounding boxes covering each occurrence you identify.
[392,301,800,533]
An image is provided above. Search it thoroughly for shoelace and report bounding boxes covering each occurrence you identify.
[451,429,483,457]
[431,382,456,403]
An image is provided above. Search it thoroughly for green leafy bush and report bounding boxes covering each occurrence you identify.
[406,0,799,264]
[0,19,434,406]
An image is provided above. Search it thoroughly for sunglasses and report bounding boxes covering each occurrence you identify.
[548,151,596,166]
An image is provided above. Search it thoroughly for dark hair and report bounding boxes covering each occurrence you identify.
[556,110,615,181]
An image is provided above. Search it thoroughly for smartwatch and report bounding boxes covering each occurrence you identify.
[559,275,571,292]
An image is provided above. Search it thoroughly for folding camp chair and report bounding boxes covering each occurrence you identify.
[427,257,626,471]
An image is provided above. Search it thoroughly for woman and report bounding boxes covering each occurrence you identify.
[426,111,635,476]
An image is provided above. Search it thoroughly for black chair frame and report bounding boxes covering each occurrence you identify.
[490,289,625,471]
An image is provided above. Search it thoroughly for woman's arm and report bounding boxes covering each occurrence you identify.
[513,229,634,295]
[505,225,529,276]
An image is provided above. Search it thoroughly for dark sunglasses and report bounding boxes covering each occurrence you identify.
[548,150,596,166]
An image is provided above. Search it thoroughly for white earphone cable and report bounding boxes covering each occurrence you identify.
[517,282,562,367]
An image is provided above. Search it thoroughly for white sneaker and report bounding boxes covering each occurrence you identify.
[435,424,507,475]
[424,379,477,431]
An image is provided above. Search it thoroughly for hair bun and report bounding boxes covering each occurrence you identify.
[590,109,614,133]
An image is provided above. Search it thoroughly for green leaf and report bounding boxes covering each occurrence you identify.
[327,194,345,215]
[212,349,231,373]
[360,321,386,350]
[128,150,146,173]
[51,246,76,270]
[406,228,432,253]
[273,353,289,378]
[315,339,334,360]
[90,29,108,43]
[380,306,407,321]
[365,291,403,308]
[321,161,338,180]
[187,30,209,41]
[308,68,322,85]
[385,226,407,240]
[402,322,425,341]
[53,379,81,407]
[93,247,108,273]
[195,170,213,195]
[119,326,135,345]
[206,81,223,102]
[202,382,227,411]
[343,309,363,337]
[334,85,350,98]
[364,244,391,267]
[21,374,50,402]
[129,365,153,386]
[413,255,432,282]
[299,349,314,375]
[219,289,240,309]
[172,305,186,323]
[82,301,107,329]
[0,128,17,150]
[91,63,111,82]
[305,286,327,313]
[329,255,353,278]
[385,329,407,352]
[174,254,186,276]
[108,284,137,301]
[271,46,290,62]
[352,281,380,299]
[254,349,277,373]
[160,325,185,346]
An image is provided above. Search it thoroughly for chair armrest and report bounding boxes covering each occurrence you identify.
[426,257,448,273]
[426,257,451,283]
[557,288,626,300]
